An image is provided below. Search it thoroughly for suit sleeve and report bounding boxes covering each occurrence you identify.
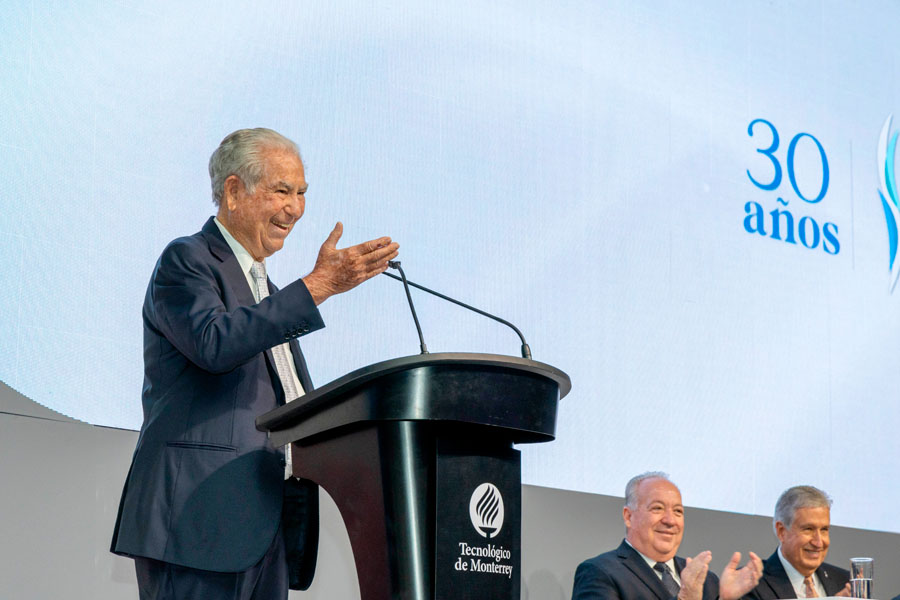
[704,571,723,600]
[572,561,624,600]
[739,586,763,600]
[147,238,324,374]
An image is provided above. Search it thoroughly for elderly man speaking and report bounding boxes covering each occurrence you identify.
[110,128,399,600]
[572,472,763,600]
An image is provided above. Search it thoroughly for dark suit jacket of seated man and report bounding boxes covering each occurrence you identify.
[109,128,399,600]
[744,549,849,599]
[572,472,762,600]
[573,539,719,600]
[743,485,850,599]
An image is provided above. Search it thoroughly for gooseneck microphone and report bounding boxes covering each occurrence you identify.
[383,261,533,360]
[387,261,428,354]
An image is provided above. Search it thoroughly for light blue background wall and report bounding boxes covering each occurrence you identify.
[1,1,899,533]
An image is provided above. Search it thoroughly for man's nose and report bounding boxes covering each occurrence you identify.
[810,531,824,547]
[285,195,305,219]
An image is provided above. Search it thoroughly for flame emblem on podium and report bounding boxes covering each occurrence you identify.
[469,483,505,538]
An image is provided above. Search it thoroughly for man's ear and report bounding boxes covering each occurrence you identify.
[774,521,786,543]
[224,175,243,211]
[623,505,632,530]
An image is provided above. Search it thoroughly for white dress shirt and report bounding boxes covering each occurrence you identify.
[778,546,825,598]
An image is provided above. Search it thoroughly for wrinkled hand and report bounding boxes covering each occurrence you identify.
[835,582,852,597]
[678,551,712,600]
[718,551,762,600]
[302,222,399,305]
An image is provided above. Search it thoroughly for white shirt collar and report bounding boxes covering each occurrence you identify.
[213,216,257,293]
[778,546,823,598]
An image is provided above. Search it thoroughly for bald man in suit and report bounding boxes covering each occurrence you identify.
[573,472,763,600]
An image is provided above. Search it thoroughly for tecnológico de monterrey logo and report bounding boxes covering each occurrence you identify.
[469,483,504,538]
[877,115,900,293]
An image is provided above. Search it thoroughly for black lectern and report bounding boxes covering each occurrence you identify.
[256,353,570,600]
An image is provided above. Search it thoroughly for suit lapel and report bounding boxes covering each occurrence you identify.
[673,555,686,578]
[201,217,317,397]
[817,564,841,596]
[201,217,257,307]
[201,217,288,398]
[762,550,798,599]
[617,541,671,600]
[289,338,314,391]
[265,277,314,393]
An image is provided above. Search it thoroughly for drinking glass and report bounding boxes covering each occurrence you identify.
[849,557,874,599]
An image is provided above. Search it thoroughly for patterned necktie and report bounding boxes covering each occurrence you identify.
[250,261,303,478]
[803,575,819,598]
[249,261,302,402]
[654,562,681,598]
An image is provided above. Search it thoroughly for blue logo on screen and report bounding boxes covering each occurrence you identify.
[745,119,840,255]
[877,115,900,293]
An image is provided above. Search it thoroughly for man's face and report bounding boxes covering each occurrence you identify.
[776,506,831,576]
[623,478,684,562]
[220,147,307,261]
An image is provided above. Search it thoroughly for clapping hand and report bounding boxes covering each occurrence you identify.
[718,551,763,600]
[678,551,712,600]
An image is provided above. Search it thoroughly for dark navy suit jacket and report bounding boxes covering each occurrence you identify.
[573,540,719,600]
[111,217,324,584]
[743,549,849,599]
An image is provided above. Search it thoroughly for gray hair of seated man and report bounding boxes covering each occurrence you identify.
[624,471,673,509]
[772,485,832,534]
[209,128,302,206]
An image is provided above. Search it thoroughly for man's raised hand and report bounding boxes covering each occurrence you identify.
[302,222,399,305]
[678,551,712,600]
[718,551,763,600]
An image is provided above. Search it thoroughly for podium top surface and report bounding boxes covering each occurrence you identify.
[256,352,570,445]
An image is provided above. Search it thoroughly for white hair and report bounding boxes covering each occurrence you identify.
[624,471,672,508]
[208,128,301,206]
[773,485,831,534]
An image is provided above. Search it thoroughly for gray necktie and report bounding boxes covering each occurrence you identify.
[250,261,302,402]
[250,261,302,478]
[654,562,680,598]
